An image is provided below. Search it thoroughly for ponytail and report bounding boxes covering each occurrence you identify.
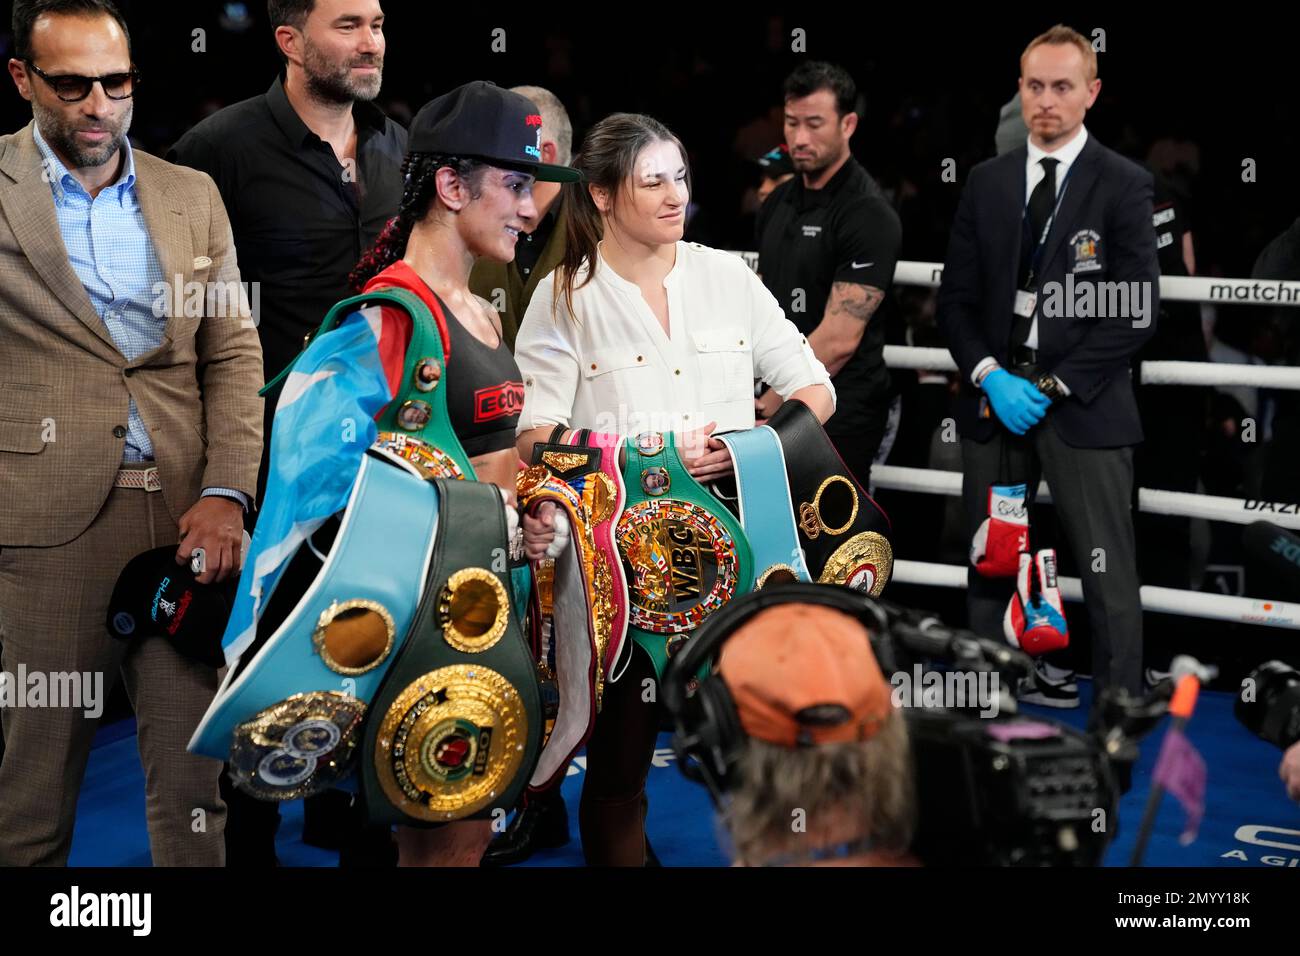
[555,175,604,319]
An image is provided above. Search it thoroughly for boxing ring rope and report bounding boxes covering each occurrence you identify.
[891,560,1299,629]
[734,251,1300,307]
[889,260,1300,305]
[875,466,1300,629]
[872,464,1300,531]
[881,346,1300,390]
[728,252,1300,630]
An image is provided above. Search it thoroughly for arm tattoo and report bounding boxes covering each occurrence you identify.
[827,281,885,323]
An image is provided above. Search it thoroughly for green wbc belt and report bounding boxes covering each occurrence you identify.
[264,286,477,482]
[617,431,755,682]
[360,477,541,827]
[368,288,475,482]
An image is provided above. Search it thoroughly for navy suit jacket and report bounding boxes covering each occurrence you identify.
[937,133,1159,448]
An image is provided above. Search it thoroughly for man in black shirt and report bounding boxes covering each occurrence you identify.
[756,61,901,485]
[168,0,406,398]
[167,0,406,867]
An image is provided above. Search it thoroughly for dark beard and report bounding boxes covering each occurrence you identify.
[792,153,830,176]
[32,99,131,170]
[302,38,383,105]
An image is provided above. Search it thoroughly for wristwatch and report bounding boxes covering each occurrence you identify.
[1035,373,1065,402]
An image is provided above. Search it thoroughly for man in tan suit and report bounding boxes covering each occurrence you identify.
[0,0,262,865]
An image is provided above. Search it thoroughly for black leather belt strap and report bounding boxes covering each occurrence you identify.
[767,399,893,583]
[1011,345,1039,367]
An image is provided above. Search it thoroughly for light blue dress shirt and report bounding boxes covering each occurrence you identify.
[33,124,248,510]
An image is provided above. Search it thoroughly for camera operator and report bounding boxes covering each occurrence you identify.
[669,584,1167,866]
[683,602,917,867]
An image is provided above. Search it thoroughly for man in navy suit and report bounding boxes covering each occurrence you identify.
[937,24,1159,700]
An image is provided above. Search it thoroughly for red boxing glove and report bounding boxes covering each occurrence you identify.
[970,483,1028,578]
[1004,549,1069,655]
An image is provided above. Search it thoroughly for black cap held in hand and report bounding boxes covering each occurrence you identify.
[408,81,582,183]
[107,546,238,667]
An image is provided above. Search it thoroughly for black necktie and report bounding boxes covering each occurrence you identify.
[1013,157,1061,346]
[1028,157,1060,245]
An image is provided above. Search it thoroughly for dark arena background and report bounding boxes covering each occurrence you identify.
[0,0,1298,924]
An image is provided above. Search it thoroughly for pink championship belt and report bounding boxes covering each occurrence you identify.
[571,431,630,686]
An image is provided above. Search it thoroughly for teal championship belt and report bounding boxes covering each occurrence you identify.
[361,478,542,827]
[188,449,437,800]
[717,425,813,588]
[767,399,894,595]
[617,431,755,682]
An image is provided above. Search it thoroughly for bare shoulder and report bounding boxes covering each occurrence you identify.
[473,293,504,336]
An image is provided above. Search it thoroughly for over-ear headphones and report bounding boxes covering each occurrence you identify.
[662,583,898,807]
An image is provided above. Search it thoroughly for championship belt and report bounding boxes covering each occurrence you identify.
[515,453,610,792]
[360,477,542,826]
[717,425,814,589]
[767,399,894,595]
[188,449,437,800]
[264,286,477,482]
[573,430,630,680]
[617,430,755,682]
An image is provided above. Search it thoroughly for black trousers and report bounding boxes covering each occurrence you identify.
[578,643,661,866]
[961,421,1144,695]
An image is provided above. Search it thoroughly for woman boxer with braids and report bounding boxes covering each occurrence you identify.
[347,81,580,866]
[513,113,836,865]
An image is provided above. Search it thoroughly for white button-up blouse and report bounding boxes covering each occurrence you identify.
[514,241,835,438]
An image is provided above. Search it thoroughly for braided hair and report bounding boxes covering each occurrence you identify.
[349,152,490,292]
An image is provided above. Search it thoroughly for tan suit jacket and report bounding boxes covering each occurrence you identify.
[0,122,263,546]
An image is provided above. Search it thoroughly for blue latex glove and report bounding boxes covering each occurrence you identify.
[982,368,1051,435]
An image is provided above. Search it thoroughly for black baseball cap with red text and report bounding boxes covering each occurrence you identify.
[408,81,582,183]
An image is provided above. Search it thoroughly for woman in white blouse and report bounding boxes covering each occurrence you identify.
[513,112,835,865]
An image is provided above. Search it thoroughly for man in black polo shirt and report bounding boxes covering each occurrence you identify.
[167,0,405,867]
[756,61,901,485]
[169,0,405,408]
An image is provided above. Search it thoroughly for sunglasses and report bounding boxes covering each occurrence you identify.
[25,60,140,103]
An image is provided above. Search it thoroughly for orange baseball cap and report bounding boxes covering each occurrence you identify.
[717,603,893,747]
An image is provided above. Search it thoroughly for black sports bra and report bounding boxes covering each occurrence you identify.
[437,294,524,457]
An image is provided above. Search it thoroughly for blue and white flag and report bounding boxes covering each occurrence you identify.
[222,307,392,664]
